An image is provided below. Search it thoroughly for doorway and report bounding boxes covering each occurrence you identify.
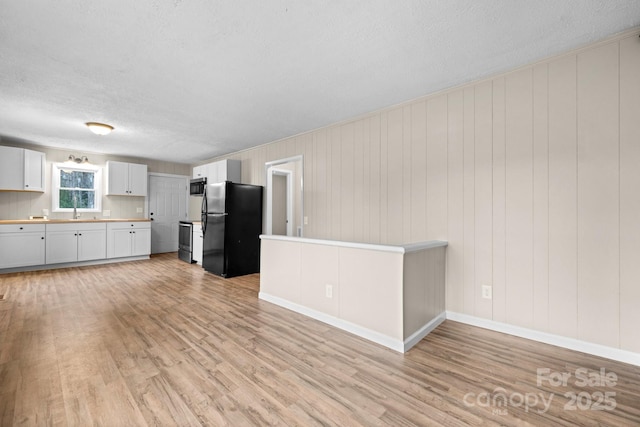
[270,169,292,236]
[265,155,303,237]
[148,173,189,253]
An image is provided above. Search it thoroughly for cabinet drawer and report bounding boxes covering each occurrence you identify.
[0,223,46,233]
[107,221,151,231]
[46,222,107,232]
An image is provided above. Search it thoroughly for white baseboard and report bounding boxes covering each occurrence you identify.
[446,311,640,367]
[256,293,640,365]
[403,312,446,352]
[259,292,406,352]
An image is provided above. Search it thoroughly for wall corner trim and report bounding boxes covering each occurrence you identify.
[446,312,640,367]
[403,312,446,352]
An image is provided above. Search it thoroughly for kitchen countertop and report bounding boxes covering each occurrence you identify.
[0,218,151,224]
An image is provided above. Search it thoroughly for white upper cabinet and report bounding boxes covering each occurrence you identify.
[24,149,45,191]
[0,146,23,190]
[0,146,45,192]
[191,159,241,184]
[193,164,206,179]
[127,163,148,195]
[105,161,148,196]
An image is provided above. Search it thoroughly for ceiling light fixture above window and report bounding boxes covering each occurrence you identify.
[85,122,114,135]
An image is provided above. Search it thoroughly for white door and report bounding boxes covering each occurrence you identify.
[148,174,189,254]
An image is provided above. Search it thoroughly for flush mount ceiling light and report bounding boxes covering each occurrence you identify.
[85,122,114,135]
[68,155,89,164]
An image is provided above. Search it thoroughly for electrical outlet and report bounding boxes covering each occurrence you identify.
[304,216,308,225]
[103,210,111,217]
[482,285,492,299]
[325,284,333,298]
[42,208,49,216]
[136,207,143,213]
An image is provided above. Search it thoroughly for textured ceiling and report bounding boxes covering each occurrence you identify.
[0,1,638,164]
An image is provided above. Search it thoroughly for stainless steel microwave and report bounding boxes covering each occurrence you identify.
[190,177,206,195]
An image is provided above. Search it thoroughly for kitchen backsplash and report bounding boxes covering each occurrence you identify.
[0,190,147,220]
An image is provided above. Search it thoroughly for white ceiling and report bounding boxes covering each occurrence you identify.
[0,1,638,165]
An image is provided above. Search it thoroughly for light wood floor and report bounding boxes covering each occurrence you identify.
[1,253,639,426]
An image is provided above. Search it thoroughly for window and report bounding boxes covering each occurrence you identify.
[52,163,102,212]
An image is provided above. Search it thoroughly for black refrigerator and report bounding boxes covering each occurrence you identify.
[201,181,263,278]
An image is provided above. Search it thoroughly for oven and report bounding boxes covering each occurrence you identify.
[178,221,194,263]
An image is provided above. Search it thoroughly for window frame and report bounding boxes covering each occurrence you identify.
[52,163,102,213]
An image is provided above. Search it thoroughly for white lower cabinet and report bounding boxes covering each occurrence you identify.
[0,224,46,269]
[192,223,203,265]
[0,220,151,271]
[107,222,151,258]
[45,223,107,264]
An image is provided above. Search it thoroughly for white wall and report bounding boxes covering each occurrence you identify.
[0,141,191,220]
[202,29,640,353]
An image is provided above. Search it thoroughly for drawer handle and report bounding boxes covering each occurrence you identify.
[19,227,23,230]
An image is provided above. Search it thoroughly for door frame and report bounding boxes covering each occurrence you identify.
[266,168,293,236]
[146,172,190,253]
[264,155,303,237]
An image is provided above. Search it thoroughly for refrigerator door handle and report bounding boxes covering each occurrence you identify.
[209,213,228,217]
[201,187,207,214]
[201,186,208,234]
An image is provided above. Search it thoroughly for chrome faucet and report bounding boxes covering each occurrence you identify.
[72,192,80,219]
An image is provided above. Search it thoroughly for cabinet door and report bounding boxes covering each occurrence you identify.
[0,146,24,191]
[46,231,78,264]
[128,163,148,196]
[216,161,227,183]
[193,165,206,179]
[206,162,219,184]
[0,232,45,268]
[107,228,132,258]
[78,229,107,261]
[24,149,45,192]
[131,228,151,256]
[192,225,203,265]
[106,161,129,195]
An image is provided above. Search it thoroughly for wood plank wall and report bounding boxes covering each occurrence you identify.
[207,31,640,353]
